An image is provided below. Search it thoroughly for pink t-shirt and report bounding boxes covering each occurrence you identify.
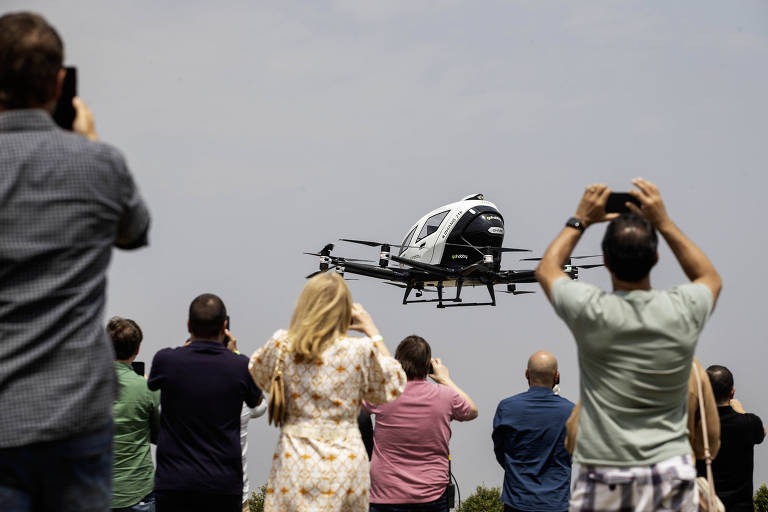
[362,379,473,504]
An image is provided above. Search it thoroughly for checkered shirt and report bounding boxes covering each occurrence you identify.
[0,109,149,447]
[570,454,698,512]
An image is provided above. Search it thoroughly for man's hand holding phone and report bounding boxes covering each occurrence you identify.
[72,97,97,141]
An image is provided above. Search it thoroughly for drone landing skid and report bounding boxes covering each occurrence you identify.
[402,282,497,308]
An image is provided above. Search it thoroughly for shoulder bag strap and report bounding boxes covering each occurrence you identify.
[692,362,717,511]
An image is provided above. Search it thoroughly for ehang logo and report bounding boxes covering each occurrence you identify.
[451,254,468,260]
[484,215,502,222]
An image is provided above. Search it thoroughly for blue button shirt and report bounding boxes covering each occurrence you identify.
[492,386,574,511]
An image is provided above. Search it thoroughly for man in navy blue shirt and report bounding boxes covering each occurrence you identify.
[492,351,574,512]
[149,294,262,512]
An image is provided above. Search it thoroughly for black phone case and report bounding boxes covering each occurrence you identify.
[52,67,77,130]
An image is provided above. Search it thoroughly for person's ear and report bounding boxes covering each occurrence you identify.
[555,371,560,386]
[187,320,192,335]
[133,344,140,358]
[48,68,66,107]
[525,369,530,383]
[602,253,612,273]
[730,387,735,400]
[652,251,659,268]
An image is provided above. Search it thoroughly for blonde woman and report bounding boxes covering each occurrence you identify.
[249,273,406,512]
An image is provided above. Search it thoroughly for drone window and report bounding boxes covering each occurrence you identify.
[416,210,450,243]
[399,226,417,255]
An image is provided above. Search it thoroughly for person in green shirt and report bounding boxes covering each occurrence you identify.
[108,317,160,512]
[535,179,722,511]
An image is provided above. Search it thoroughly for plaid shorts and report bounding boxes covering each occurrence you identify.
[570,454,698,512]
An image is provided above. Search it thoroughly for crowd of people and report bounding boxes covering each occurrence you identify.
[1,10,765,512]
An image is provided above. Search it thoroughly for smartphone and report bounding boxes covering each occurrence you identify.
[131,361,145,377]
[606,192,641,214]
[52,66,77,130]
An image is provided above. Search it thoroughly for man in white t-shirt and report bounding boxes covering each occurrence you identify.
[535,179,721,511]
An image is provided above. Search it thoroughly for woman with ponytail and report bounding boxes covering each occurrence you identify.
[249,273,406,512]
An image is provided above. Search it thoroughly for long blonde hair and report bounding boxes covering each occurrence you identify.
[287,272,352,362]
[268,273,353,426]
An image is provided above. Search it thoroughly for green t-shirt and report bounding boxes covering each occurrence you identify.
[112,362,160,508]
[552,278,713,466]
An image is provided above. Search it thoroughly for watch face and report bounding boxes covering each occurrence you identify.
[566,217,584,231]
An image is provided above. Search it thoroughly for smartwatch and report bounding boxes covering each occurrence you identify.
[565,217,585,232]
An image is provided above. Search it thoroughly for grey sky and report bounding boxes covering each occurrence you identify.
[8,0,767,495]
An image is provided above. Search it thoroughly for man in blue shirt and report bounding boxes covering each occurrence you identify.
[492,351,574,512]
[148,294,262,512]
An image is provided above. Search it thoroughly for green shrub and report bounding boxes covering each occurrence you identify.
[755,483,768,512]
[248,484,267,512]
[457,485,504,512]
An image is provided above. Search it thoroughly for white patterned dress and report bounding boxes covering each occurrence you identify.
[249,330,406,512]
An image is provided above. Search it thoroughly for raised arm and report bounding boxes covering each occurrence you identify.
[627,178,721,304]
[429,358,478,421]
[535,184,618,301]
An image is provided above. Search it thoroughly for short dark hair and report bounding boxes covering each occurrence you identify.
[706,365,734,404]
[601,212,658,282]
[107,317,143,360]
[394,335,431,380]
[0,12,63,109]
[189,293,227,339]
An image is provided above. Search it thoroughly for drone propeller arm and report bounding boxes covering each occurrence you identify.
[534,226,585,302]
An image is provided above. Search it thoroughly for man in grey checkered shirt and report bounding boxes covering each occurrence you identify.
[0,12,150,512]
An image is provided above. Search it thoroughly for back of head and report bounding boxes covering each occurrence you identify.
[527,350,558,387]
[706,364,734,405]
[601,212,658,282]
[188,293,227,339]
[107,316,143,360]
[288,273,352,361]
[395,335,431,380]
[0,12,63,110]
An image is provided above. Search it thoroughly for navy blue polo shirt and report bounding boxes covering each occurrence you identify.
[148,340,262,495]
[492,386,574,512]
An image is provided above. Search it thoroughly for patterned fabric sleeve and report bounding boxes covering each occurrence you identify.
[249,330,286,391]
[360,337,406,405]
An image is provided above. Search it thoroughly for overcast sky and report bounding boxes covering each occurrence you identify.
[8,0,767,496]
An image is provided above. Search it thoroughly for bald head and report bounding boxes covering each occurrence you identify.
[526,351,559,388]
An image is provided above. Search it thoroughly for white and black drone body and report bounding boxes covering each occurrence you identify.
[306,194,601,308]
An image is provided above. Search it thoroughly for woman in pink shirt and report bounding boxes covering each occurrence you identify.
[362,335,479,512]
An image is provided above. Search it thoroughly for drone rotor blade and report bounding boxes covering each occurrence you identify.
[513,290,536,295]
[446,243,530,253]
[498,247,533,253]
[340,258,375,263]
[340,238,417,249]
[339,238,382,247]
[575,264,604,269]
[306,264,338,279]
[521,254,601,262]
[383,282,408,289]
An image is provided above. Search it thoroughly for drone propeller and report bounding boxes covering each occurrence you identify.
[445,242,530,253]
[520,254,600,261]
[340,238,416,249]
[574,263,604,269]
[306,269,329,279]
